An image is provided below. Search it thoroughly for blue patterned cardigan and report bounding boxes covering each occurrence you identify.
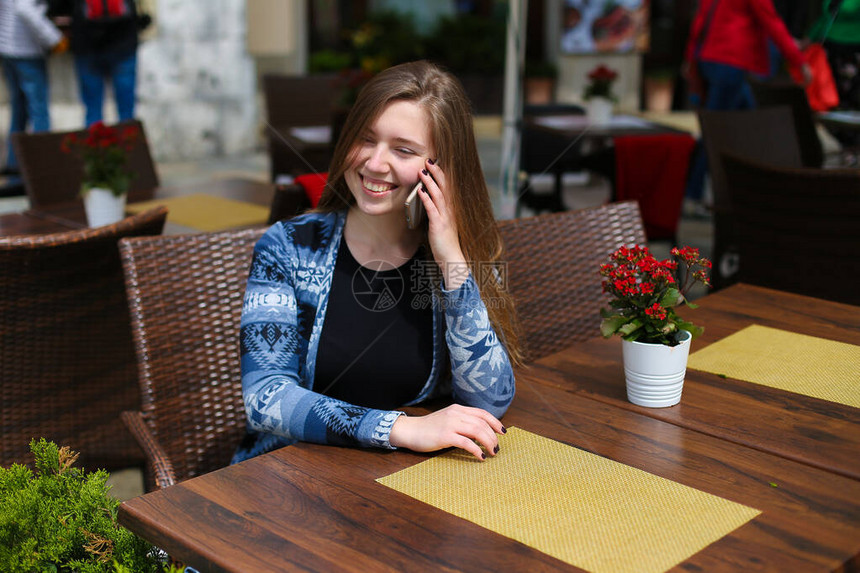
[232,210,515,463]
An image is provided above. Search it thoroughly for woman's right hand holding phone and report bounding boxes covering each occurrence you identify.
[417,159,468,290]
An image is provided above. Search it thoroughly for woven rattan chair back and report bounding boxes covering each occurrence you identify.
[722,153,860,305]
[497,201,646,361]
[11,119,159,209]
[119,227,266,489]
[697,107,804,291]
[262,73,336,180]
[0,207,168,470]
[749,79,824,168]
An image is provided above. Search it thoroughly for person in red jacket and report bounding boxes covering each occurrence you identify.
[682,0,811,211]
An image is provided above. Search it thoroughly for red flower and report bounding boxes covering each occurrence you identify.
[588,65,618,82]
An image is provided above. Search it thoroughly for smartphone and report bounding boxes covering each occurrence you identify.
[404,181,426,230]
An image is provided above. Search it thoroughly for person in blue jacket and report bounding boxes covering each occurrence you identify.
[232,61,523,464]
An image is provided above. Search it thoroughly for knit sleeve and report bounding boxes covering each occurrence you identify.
[240,224,402,450]
[441,273,515,419]
[15,0,62,50]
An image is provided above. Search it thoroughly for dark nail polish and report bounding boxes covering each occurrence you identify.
[421,168,429,175]
[501,426,507,434]
[481,453,486,460]
[427,158,435,165]
[493,445,500,454]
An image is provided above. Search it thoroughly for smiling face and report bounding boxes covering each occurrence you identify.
[345,100,435,222]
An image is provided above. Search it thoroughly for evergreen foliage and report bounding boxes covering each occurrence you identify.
[0,439,176,573]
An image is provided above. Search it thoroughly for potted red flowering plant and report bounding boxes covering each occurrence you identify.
[62,121,139,227]
[599,245,712,407]
[583,64,618,124]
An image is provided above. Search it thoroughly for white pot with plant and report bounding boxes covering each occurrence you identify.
[583,64,618,124]
[599,245,713,407]
[62,121,139,228]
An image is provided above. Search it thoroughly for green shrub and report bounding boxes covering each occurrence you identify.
[0,439,175,573]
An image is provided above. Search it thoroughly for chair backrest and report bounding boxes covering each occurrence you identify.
[119,227,266,487]
[698,106,804,212]
[262,74,337,180]
[0,207,168,470]
[262,73,337,129]
[722,153,860,306]
[497,201,647,361]
[698,106,805,290]
[12,119,160,209]
[750,79,824,168]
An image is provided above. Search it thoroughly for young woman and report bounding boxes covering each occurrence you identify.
[232,61,522,464]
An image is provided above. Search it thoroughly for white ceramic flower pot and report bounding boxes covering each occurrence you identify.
[586,96,613,125]
[83,187,126,227]
[621,330,692,408]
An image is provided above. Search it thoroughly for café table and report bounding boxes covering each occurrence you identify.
[19,177,274,236]
[118,285,860,572]
[522,113,691,209]
[526,283,860,481]
[0,210,82,236]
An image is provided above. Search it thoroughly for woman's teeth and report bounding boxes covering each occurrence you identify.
[365,181,395,193]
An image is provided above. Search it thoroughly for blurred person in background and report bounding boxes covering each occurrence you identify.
[682,0,811,215]
[0,0,67,175]
[50,0,149,126]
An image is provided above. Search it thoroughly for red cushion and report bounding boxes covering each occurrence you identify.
[294,172,328,208]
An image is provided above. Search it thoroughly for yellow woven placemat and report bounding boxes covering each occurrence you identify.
[377,428,760,573]
[688,325,860,408]
[126,193,269,231]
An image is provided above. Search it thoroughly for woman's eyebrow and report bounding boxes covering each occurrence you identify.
[392,136,428,150]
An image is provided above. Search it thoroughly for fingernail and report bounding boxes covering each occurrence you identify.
[493,445,500,454]
[481,453,486,460]
[427,158,435,165]
[421,168,429,175]
[501,426,507,434]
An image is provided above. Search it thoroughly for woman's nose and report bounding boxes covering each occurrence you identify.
[364,145,390,172]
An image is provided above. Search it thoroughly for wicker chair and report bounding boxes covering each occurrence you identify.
[697,106,804,290]
[262,73,337,181]
[722,153,860,305]
[749,79,825,168]
[11,119,159,209]
[119,227,266,490]
[0,207,168,471]
[268,181,311,224]
[497,200,646,361]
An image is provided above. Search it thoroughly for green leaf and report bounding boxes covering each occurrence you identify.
[618,319,643,336]
[660,287,682,307]
[600,315,628,338]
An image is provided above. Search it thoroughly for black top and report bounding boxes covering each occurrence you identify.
[51,0,140,56]
[315,241,434,410]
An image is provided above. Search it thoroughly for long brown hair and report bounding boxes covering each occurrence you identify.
[316,60,523,366]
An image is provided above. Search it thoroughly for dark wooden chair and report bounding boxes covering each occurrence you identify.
[697,107,805,290]
[11,119,159,209]
[497,200,646,361]
[517,104,586,216]
[119,227,266,490]
[0,207,168,471]
[722,153,860,306]
[262,73,337,181]
[267,181,311,224]
[750,78,825,168]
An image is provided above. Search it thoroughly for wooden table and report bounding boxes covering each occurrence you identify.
[0,210,82,236]
[521,113,690,209]
[528,283,860,481]
[9,177,275,236]
[119,285,860,572]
